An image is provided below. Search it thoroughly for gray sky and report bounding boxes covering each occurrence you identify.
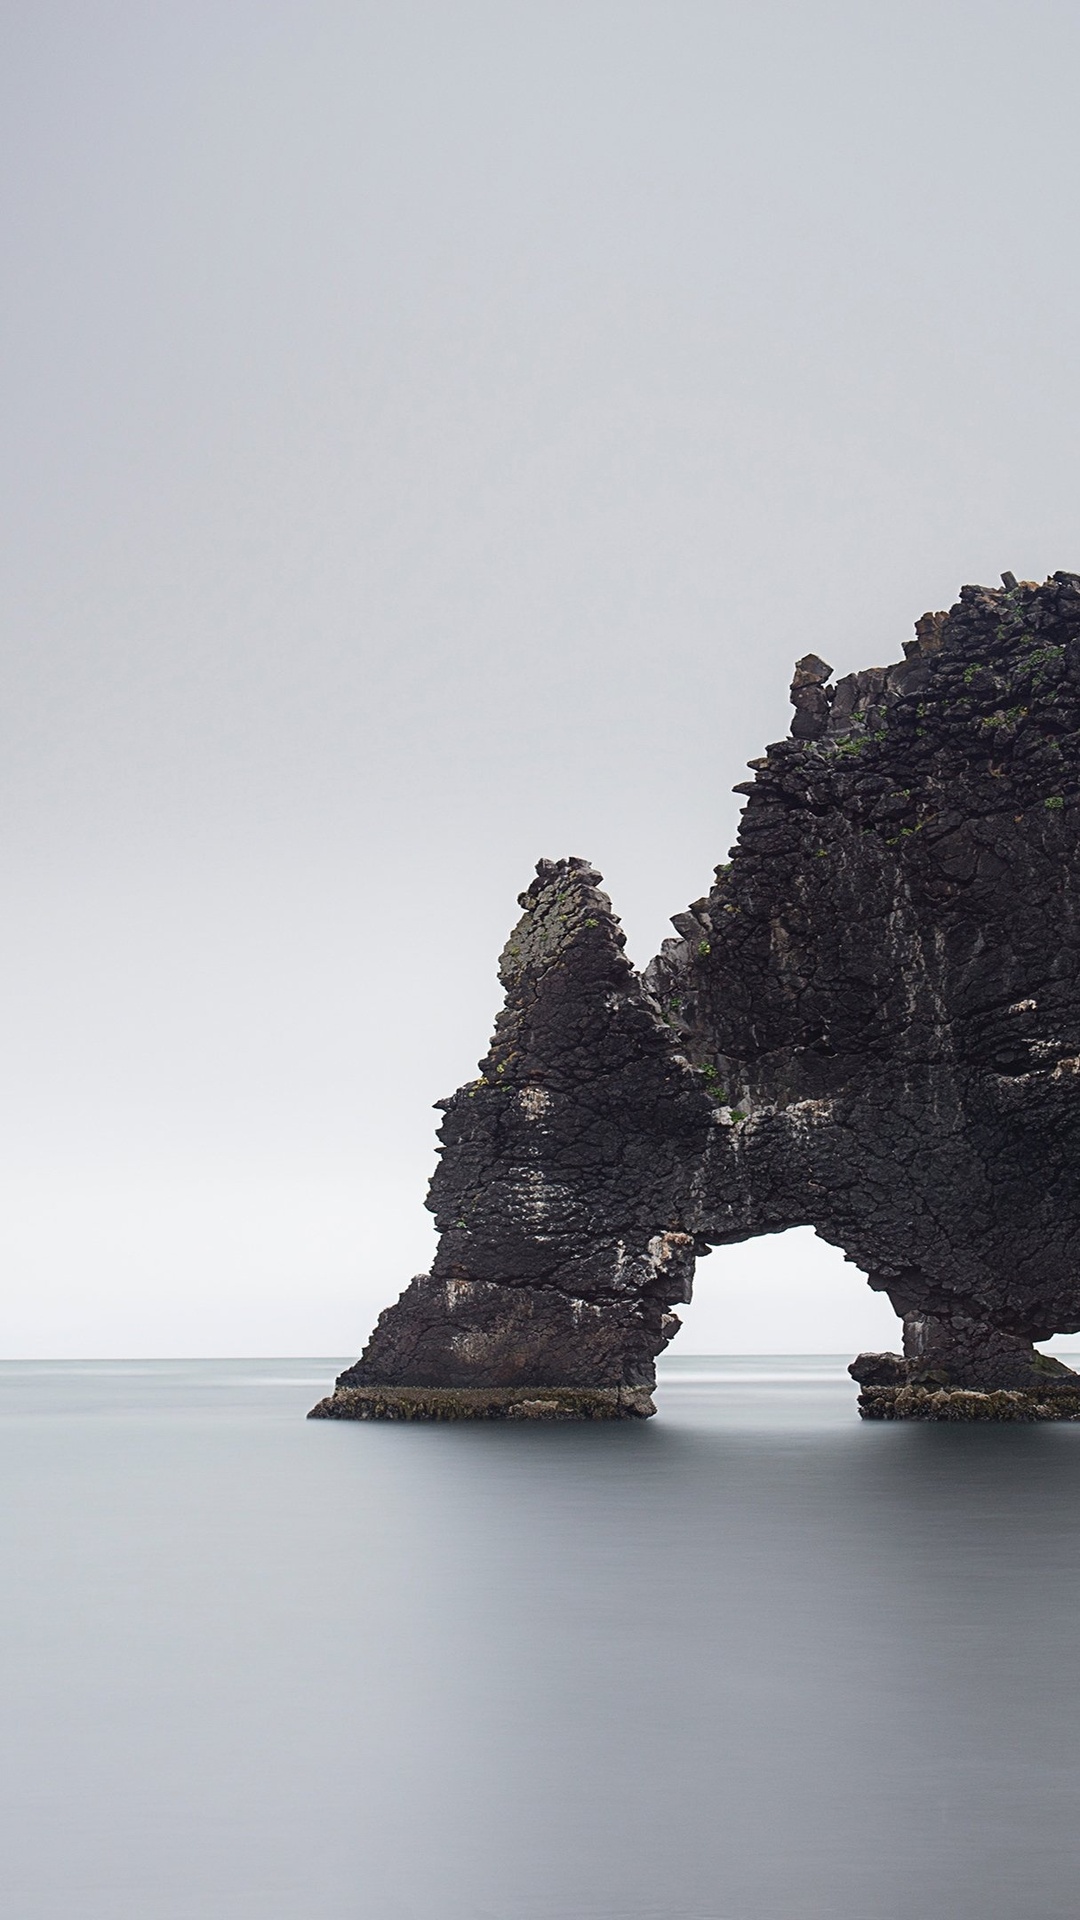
[3,0,1079,1355]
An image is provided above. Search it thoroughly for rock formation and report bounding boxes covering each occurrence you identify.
[310,574,1080,1423]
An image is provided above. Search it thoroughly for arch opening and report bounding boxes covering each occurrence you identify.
[670,1227,902,1355]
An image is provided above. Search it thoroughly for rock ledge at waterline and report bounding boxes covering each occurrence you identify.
[311,574,1080,1423]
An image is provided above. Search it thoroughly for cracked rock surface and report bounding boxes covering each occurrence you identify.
[316,574,1080,1418]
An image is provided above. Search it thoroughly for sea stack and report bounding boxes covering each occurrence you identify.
[311,574,1080,1422]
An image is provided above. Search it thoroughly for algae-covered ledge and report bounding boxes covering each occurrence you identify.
[308,1384,655,1421]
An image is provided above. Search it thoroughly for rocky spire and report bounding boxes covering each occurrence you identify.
[312,857,713,1418]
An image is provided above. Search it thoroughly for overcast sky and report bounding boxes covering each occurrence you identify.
[4,0,1080,1356]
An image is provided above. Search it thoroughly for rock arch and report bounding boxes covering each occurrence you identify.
[311,575,1080,1421]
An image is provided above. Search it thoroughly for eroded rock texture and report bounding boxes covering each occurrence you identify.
[312,857,712,1419]
[311,574,1080,1421]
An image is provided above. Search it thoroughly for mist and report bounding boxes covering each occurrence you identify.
[4,0,1079,1354]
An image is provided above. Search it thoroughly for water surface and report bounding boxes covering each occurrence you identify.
[3,1354,1080,1920]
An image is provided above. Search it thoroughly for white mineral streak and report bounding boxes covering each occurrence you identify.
[519,1167,552,1220]
[784,1097,836,1126]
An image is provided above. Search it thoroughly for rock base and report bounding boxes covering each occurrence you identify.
[307,1384,655,1421]
[858,1385,1080,1422]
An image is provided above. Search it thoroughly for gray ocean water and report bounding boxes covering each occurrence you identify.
[4,1355,1080,1920]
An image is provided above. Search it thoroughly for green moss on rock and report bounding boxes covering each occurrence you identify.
[858,1385,1080,1422]
[308,1384,655,1421]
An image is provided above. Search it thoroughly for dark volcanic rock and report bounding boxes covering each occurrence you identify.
[313,574,1080,1421]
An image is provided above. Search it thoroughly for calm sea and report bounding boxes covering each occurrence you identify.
[3,1353,1080,1920]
